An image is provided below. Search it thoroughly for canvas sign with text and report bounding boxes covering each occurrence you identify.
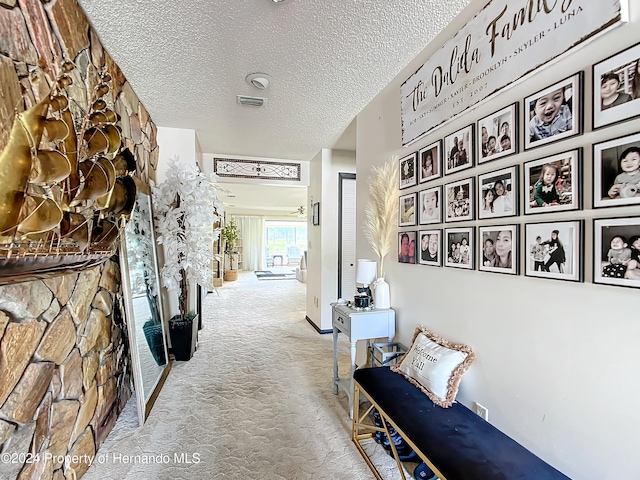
[401,0,627,146]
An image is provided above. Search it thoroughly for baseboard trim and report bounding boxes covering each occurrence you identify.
[306,316,332,334]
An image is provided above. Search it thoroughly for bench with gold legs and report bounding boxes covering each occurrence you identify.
[352,367,570,480]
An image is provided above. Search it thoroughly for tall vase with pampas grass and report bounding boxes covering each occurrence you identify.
[363,157,398,309]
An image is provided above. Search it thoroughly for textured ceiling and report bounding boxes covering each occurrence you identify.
[78,0,470,162]
[77,1,470,217]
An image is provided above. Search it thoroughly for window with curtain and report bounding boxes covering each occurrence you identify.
[265,221,307,266]
[233,216,264,271]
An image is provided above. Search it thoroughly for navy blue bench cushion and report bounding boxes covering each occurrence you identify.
[354,367,570,480]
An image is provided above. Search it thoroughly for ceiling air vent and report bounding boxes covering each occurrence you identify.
[237,95,266,107]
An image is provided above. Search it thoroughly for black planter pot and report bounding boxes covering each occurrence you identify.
[142,321,167,366]
[169,315,199,361]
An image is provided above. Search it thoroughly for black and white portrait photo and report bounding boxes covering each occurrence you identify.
[524,149,581,215]
[399,153,417,189]
[594,217,640,288]
[418,186,441,225]
[445,178,473,222]
[477,103,517,163]
[444,125,473,175]
[525,72,582,150]
[593,133,640,208]
[593,42,640,129]
[419,229,441,266]
[418,141,442,183]
[525,221,582,282]
[445,227,474,269]
[478,225,518,275]
[478,166,517,220]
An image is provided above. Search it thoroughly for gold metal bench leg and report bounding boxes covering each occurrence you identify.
[352,381,448,480]
[380,415,406,480]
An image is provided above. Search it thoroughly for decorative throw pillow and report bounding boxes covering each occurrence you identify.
[391,325,475,408]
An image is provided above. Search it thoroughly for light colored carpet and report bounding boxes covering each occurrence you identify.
[83,271,414,479]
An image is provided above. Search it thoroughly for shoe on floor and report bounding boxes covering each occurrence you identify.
[414,461,438,480]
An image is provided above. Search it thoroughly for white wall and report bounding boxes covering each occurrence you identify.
[307,149,356,331]
[356,2,640,478]
[156,126,197,182]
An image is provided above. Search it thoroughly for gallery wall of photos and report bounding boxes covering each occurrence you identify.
[396,41,640,290]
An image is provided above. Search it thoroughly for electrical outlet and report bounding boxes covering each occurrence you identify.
[474,402,489,421]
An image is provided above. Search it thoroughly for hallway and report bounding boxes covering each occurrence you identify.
[82,271,394,479]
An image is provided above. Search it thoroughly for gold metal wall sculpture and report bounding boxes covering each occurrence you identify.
[0,62,137,285]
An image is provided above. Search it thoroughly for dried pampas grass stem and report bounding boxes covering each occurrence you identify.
[364,157,398,278]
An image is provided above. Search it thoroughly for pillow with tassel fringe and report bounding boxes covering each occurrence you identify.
[391,325,475,408]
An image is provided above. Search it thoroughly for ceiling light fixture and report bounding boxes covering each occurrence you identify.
[245,73,271,90]
[271,0,292,4]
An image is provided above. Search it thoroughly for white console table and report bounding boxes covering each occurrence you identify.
[331,303,396,418]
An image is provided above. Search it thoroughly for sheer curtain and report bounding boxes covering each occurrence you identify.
[234,216,264,271]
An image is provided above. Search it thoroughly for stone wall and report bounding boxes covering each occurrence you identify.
[0,0,159,479]
[0,263,131,479]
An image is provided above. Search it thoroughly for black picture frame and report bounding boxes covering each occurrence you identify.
[524,220,583,282]
[312,202,320,225]
[477,103,518,163]
[444,227,474,269]
[444,177,474,223]
[524,71,583,151]
[523,149,582,215]
[592,132,640,208]
[399,153,417,190]
[398,230,417,265]
[418,140,442,183]
[593,217,640,289]
[478,225,519,275]
[398,192,417,226]
[592,42,640,130]
[444,125,474,175]
[477,166,518,220]
[418,229,442,267]
[418,185,442,225]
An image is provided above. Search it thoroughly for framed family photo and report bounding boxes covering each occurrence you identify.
[398,231,417,265]
[444,227,474,269]
[525,221,583,282]
[444,125,473,175]
[477,166,518,220]
[444,177,474,223]
[523,149,581,215]
[418,186,442,225]
[478,225,519,275]
[592,42,640,129]
[524,72,583,150]
[398,192,417,226]
[593,132,640,208]
[399,153,417,190]
[593,217,640,289]
[418,140,442,183]
[477,103,518,163]
[418,229,442,267]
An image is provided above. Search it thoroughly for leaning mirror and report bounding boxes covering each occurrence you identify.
[119,184,171,425]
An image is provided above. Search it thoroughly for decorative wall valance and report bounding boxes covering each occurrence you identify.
[214,157,301,181]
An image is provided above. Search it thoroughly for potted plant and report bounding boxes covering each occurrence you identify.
[222,218,240,281]
[152,155,222,360]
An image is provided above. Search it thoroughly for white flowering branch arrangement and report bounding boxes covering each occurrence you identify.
[152,156,223,320]
[363,157,398,279]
